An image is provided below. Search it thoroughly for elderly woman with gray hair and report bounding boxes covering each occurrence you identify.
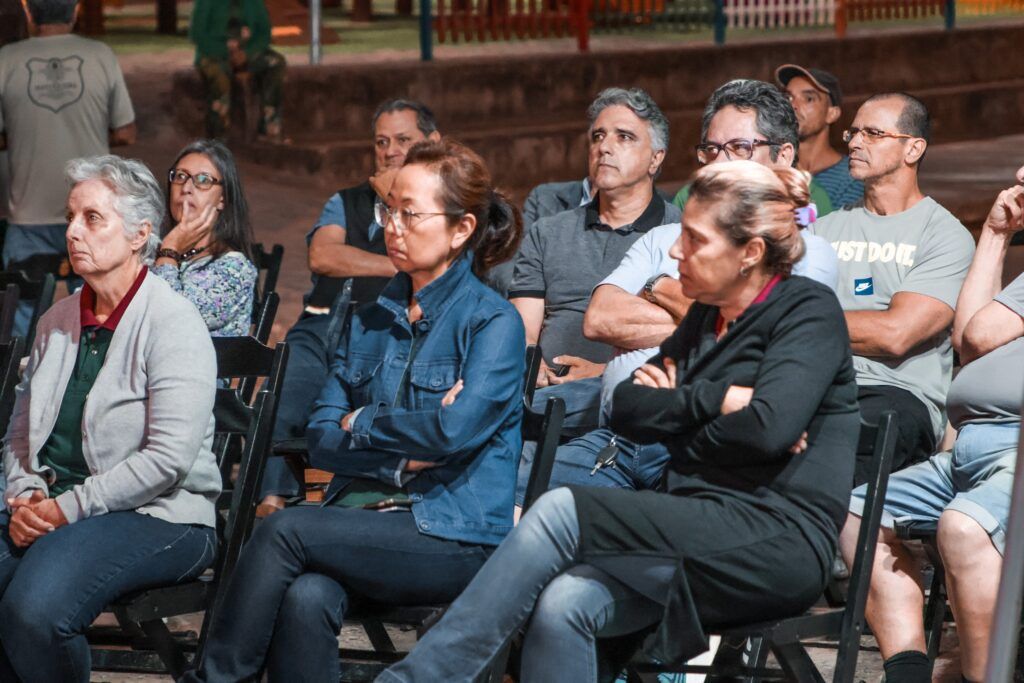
[0,155,220,682]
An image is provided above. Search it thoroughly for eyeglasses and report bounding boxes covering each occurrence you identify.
[373,201,463,233]
[168,169,222,191]
[695,138,780,165]
[842,127,916,144]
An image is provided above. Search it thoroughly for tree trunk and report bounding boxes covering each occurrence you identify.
[156,0,178,34]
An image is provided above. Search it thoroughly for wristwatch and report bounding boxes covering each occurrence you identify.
[643,273,669,303]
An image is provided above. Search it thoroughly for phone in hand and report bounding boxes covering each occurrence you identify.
[550,363,571,378]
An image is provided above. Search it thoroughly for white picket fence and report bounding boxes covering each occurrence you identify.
[724,0,836,28]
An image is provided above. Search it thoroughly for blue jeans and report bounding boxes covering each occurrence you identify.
[0,510,215,683]
[1,223,67,339]
[260,311,345,499]
[184,506,493,683]
[377,488,665,683]
[532,376,603,438]
[516,428,671,505]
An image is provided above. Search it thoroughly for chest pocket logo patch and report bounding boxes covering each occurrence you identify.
[26,56,84,113]
[854,277,874,296]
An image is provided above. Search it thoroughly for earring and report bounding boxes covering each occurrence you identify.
[739,264,751,277]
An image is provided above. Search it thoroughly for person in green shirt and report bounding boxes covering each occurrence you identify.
[189,0,286,140]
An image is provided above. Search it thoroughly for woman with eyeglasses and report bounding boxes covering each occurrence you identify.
[156,140,257,337]
[181,139,525,683]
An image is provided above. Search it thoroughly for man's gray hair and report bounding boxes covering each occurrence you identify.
[26,0,79,26]
[66,156,164,265]
[587,87,669,153]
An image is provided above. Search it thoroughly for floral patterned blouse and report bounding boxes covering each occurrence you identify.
[152,251,256,337]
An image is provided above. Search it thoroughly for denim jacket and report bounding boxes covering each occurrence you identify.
[307,254,525,546]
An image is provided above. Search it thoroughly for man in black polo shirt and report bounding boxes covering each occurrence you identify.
[257,99,441,513]
[509,87,681,434]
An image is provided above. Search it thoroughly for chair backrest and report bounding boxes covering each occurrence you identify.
[0,336,25,437]
[832,410,899,681]
[250,291,279,346]
[205,338,289,604]
[0,284,19,345]
[0,271,55,349]
[251,243,284,324]
[520,345,567,512]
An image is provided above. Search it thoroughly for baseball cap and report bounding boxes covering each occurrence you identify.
[775,64,842,106]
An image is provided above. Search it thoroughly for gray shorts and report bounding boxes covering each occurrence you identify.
[850,421,1019,555]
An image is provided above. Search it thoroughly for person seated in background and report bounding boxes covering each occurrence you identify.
[189,0,286,140]
[256,99,441,515]
[182,139,526,683]
[518,78,839,503]
[378,161,859,683]
[154,139,257,337]
[775,64,864,209]
[812,92,976,486]
[509,87,681,436]
[0,156,220,682]
[841,168,1024,683]
[485,175,595,296]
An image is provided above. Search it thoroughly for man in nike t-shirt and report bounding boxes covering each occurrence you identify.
[813,92,975,485]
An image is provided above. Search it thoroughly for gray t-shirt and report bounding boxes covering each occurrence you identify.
[946,272,1024,428]
[812,197,976,439]
[0,34,134,225]
[509,195,681,365]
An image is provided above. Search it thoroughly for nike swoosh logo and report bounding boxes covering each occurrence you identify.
[855,283,871,293]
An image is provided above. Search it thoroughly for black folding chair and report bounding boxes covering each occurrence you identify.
[90,337,289,678]
[0,270,55,349]
[0,336,25,436]
[252,243,284,325]
[626,411,899,683]
[250,290,279,347]
[0,284,19,345]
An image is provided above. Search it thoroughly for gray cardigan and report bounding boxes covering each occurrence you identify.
[2,271,221,527]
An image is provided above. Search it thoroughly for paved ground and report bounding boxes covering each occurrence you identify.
[77,50,1023,682]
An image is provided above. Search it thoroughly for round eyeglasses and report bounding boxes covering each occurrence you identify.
[373,201,463,233]
[168,169,223,191]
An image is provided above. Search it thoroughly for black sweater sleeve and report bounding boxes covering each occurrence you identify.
[609,306,730,444]
[679,288,852,467]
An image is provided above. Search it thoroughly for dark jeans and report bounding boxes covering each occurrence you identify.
[260,311,344,499]
[855,384,937,486]
[184,506,492,683]
[516,428,671,506]
[0,510,215,683]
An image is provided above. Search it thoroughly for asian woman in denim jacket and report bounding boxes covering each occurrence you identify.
[183,139,525,683]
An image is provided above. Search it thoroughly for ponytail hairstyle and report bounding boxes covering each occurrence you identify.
[688,160,808,275]
[403,139,524,277]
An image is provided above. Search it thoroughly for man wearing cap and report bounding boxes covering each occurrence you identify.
[776,64,864,209]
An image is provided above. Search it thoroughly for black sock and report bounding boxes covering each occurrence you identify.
[883,650,931,683]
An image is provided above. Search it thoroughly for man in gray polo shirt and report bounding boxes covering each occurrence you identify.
[841,167,1023,683]
[509,88,680,434]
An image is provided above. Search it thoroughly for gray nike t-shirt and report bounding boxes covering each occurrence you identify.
[0,34,134,225]
[946,272,1024,428]
[812,197,976,439]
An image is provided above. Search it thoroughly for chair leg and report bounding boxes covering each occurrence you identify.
[363,619,398,653]
[770,642,825,683]
[743,636,770,683]
[924,562,946,659]
[138,618,191,679]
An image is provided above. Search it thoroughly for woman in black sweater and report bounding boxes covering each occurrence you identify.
[376,161,859,683]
